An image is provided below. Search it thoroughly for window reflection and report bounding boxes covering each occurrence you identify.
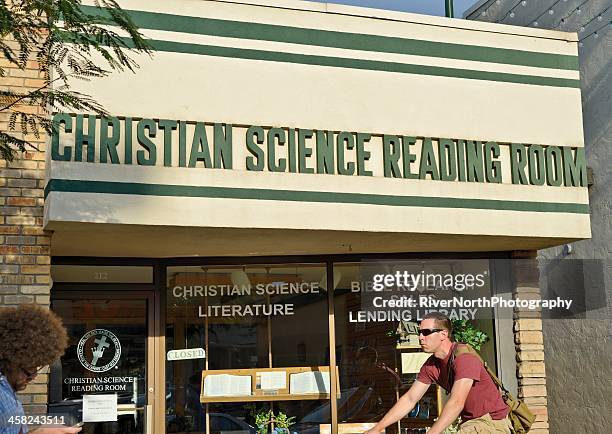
[49,299,148,434]
[166,264,330,434]
[333,260,496,433]
[166,259,497,434]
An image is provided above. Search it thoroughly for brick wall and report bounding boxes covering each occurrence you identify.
[512,256,548,433]
[1,47,52,416]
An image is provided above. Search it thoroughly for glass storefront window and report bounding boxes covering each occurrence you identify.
[166,264,330,434]
[332,260,497,434]
[46,257,508,434]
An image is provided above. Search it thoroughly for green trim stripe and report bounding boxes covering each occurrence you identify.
[45,179,590,214]
[129,38,579,88]
[83,5,579,71]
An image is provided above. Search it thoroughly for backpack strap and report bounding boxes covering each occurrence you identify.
[448,343,509,395]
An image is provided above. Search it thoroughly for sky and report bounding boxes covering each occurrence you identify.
[304,0,480,18]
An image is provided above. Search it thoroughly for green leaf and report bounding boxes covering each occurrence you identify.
[0,0,152,161]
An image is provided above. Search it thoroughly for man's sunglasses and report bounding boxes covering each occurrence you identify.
[419,328,444,336]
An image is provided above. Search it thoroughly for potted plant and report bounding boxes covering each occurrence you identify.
[451,320,489,350]
[254,408,295,434]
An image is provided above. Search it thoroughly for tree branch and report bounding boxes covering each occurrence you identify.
[0,74,66,112]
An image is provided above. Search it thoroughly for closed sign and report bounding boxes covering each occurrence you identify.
[167,348,206,361]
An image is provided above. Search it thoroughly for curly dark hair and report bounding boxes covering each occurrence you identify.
[0,304,68,369]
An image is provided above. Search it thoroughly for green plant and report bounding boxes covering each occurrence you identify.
[451,320,489,350]
[274,411,296,432]
[255,409,273,434]
[254,408,295,434]
[0,0,151,161]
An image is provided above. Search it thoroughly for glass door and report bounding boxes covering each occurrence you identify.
[49,291,155,434]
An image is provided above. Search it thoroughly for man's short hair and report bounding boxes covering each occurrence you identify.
[422,311,453,334]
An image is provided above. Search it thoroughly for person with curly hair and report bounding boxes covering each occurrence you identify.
[0,304,81,434]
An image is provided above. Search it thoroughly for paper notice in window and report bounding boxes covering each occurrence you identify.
[401,352,431,373]
[82,394,118,422]
[203,374,252,397]
[260,371,286,390]
[290,371,330,394]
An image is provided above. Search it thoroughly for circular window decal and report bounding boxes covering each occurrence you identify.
[77,329,121,373]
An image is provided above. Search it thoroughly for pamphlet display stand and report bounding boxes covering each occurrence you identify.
[200,366,339,403]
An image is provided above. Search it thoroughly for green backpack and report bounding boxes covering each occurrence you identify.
[449,343,536,434]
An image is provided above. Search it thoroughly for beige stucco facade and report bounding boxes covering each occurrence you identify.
[45,0,590,257]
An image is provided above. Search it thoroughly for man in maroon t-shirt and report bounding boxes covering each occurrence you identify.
[365,312,511,434]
